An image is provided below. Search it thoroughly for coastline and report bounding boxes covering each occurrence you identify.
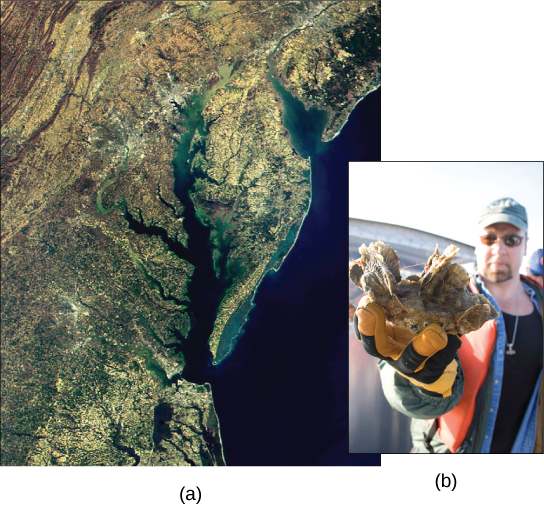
[321,83,381,143]
[276,79,381,144]
[208,61,380,464]
[213,207,309,363]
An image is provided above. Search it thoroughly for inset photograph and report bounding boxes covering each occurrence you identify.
[349,162,543,453]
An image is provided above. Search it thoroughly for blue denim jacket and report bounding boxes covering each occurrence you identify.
[475,273,543,453]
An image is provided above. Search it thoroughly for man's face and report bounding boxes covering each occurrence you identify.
[475,222,527,283]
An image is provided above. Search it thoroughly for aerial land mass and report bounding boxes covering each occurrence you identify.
[1,0,380,465]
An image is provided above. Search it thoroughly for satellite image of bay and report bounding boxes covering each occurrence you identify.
[1,1,380,466]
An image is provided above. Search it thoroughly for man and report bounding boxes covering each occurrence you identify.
[354,197,543,453]
[526,248,543,287]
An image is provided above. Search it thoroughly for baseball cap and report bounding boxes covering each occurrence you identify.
[528,248,543,276]
[477,197,528,233]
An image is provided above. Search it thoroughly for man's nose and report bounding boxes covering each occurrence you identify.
[491,237,508,254]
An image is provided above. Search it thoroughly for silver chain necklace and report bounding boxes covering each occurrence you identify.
[506,284,520,356]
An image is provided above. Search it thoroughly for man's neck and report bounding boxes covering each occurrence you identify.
[478,272,535,316]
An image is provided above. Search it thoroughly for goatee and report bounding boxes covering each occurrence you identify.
[485,265,513,283]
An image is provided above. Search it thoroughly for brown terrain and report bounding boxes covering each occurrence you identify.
[1,1,380,465]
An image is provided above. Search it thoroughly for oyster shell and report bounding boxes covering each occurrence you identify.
[349,241,499,335]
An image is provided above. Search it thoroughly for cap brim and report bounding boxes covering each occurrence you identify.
[478,213,528,233]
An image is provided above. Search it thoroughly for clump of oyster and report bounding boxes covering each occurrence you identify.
[349,241,499,335]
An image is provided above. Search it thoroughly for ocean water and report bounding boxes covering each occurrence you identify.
[209,87,381,465]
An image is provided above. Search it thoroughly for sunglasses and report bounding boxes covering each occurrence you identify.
[479,234,525,247]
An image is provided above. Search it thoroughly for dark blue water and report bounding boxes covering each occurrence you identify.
[209,87,381,465]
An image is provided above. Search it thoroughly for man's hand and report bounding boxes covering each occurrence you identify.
[354,297,462,397]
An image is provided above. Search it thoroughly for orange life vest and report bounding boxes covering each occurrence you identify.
[427,279,497,453]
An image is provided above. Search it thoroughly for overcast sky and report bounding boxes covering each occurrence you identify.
[349,162,543,273]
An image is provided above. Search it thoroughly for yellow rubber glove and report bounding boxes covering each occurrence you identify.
[354,297,462,397]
